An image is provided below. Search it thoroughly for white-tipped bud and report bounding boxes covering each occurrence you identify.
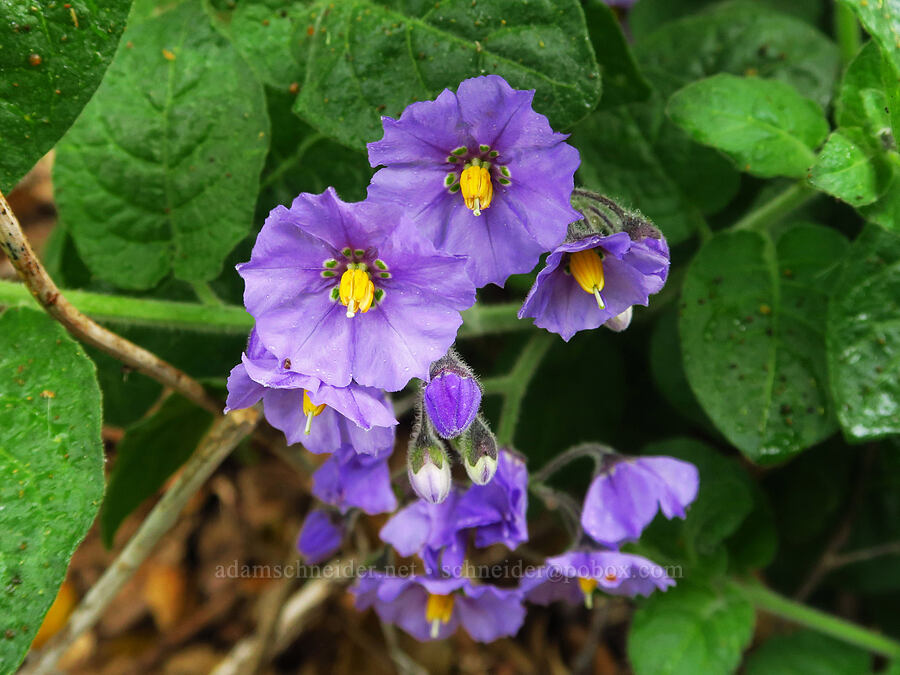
[455,415,498,486]
[407,422,452,504]
[604,306,633,333]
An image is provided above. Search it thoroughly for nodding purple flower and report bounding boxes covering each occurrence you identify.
[237,188,475,392]
[521,550,674,608]
[352,572,525,642]
[367,75,581,288]
[407,418,453,504]
[518,210,670,342]
[581,455,700,548]
[313,446,398,515]
[297,509,344,564]
[225,330,396,456]
[423,351,482,439]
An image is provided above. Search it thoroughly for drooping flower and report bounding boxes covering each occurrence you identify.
[455,415,499,486]
[237,189,475,392]
[455,449,528,550]
[521,550,673,607]
[423,350,482,439]
[297,509,344,564]
[407,417,453,504]
[225,330,396,455]
[353,572,525,642]
[367,75,582,288]
[518,195,670,341]
[581,455,699,548]
[313,445,398,515]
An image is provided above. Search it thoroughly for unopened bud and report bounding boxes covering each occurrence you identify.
[407,422,452,504]
[423,350,482,439]
[455,415,498,485]
[604,306,633,332]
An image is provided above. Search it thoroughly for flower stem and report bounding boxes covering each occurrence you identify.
[492,332,554,446]
[834,2,862,67]
[730,182,816,233]
[192,281,224,306]
[530,442,614,484]
[735,579,900,659]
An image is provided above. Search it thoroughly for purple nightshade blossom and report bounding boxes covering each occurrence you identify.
[423,371,482,439]
[313,446,398,515]
[225,330,396,455]
[352,572,525,642]
[367,75,581,288]
[581,455,700,548]
[518,230,670,342]
[237,189,475,392]
[297,509,344,564]
[455,449,528,550]
[521,550,674,607]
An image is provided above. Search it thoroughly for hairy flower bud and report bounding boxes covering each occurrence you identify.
[455,415,498,485]
[423,350,482,439]
[407,420,452,504]
[604,306,633,332]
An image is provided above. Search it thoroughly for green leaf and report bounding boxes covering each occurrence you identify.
[667,74,829,179]
[0,308,103,672]
[290,0,601,149]
[827,224,900,441]
[571,96,739,245]
[581,0,650,108]
[635,1,839,107]
[843,0,900,81]
[680,225,845,463]
[836,42,894,133]
[745,630,871,675]
[54,0,269,290]
[101,395,214,547]
[0,0,133,191]
[628,581,755,675]
[88,347,162,428]
[809,128,894,207]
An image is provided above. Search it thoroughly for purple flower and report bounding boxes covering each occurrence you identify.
[521,550,674,607]
[313,446,398,515]
[297,509,343,564]
[237,189,475,391]
[455,449,528,550]
[581,455,700,548]
[352,572,525,642]
[407,419,453,504]
[225,330,396,455]
[518,230,670,341]
[367,75,581,288]
[423,369,481,440]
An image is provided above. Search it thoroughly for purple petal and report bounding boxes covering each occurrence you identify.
[224,363,265,413]
[297,510,343,564]
[456,585,526,641]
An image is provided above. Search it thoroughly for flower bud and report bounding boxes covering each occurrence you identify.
[455,415,498,485]
[407,421,452,504]
[604,306,633,332]
[423,350,482,439]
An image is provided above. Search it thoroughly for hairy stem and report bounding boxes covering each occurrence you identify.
[730,182,816,234]
[192,280,224,306]
[530,442,614,484]
[490,332,554,446]
[23,407,261,675]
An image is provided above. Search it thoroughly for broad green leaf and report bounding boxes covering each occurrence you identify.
[635,1,839,107]
[628,581,755,675]
[88,347,162,428]
[582,0,650,108]
[0,0,133,191]
[827,224,900,441]
[809,128,894,207]
[291,0,602,149]
[680,225,845,463]
[745,630,871,675]
[571,96,739,245]
[54,0,269,290]
[725,481,777,573]
[101,395,213,547]
[667,74,829,179]
[837,42,894,133]
[649,309,711,429]
[0,308,103,672]
[843,0,900,79]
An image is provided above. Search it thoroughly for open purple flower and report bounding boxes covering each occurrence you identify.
[367,75,581,288]
[455,449,528,550]
[353,572,524,642]
[313,445,398,515]
[518,229,669,342]
[521,550,674,607]
[581,455,699,548]
[297,509,343,564]
[225,330,396,455]
[238,189,475,391]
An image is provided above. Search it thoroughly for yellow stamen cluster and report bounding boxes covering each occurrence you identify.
[302,390,326,435]
[569,249,606,309]
[460,165,493,216]
[425,593,455,638]
[578,577,598,609]
[339,267,374,318]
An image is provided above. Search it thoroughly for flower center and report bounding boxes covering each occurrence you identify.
[303,390,326,435]
[443,145,511,216]
[323,251,390,317]
[339,265,375,318]
[569,249,606,309]
[425,593,455,638]
[578,577,598,609]
[460,164,493,216]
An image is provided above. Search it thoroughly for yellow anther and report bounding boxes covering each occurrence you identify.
[303,390,326,435]
[578,577,598,609]
[460,165,493,216]
[569,249,606,309]
[425,593,455,638]
[339,267,375,318]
